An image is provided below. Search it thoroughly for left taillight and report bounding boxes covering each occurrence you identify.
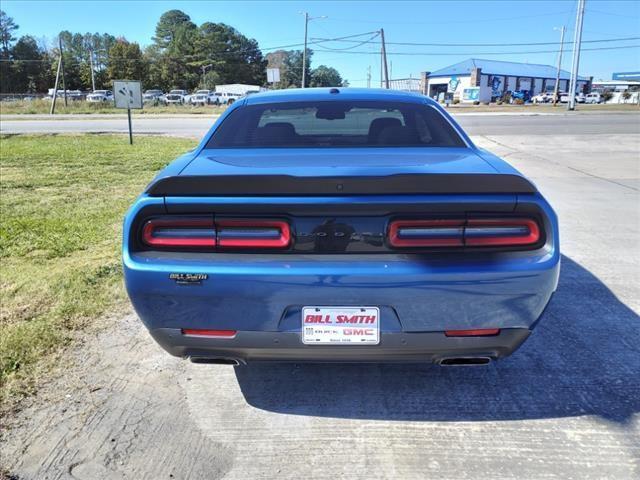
[142,217,216,248]
[141,217,291,250]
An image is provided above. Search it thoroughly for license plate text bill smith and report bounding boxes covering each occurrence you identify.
[302,306,380,345]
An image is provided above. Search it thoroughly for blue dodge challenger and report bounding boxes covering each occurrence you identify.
[123,88,559,366]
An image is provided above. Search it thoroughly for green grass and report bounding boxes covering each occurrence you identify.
[0,134,197,406]
[0,98,228,115]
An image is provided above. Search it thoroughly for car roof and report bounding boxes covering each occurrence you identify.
[243,87,434,106]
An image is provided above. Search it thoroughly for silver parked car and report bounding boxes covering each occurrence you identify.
[86,90,113,103]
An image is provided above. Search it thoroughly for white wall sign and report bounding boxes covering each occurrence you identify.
[113,80,143,109]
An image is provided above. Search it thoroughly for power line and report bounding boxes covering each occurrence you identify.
[261,31,379,52]
[324,10,574,25]
[314,32,380,51]
[306,43,640,56]
[310,35,640,48]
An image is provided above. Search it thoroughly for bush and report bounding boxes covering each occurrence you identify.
[497,101,503,105]
[452,99,460,104]
[482,101,490,105]
[602,91,613,102]
[513,98,525,105]
[473,101,480,105]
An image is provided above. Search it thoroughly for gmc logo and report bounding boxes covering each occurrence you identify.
[344,328,375,336]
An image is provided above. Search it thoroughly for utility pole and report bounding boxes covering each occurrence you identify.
[302,12,308,88]
[89,49,96,92]
[50,45,63,114]
[59,36,67,106]
[552,26,565,107]
[367,65,371,88]
[568,0,586,111]
[300,12,326,88]
[380,28,389,89]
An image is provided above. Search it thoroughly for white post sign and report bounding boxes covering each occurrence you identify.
[267,68,280,84]
[113,80,142,144]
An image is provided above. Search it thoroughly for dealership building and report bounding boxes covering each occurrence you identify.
[420,58,591,102]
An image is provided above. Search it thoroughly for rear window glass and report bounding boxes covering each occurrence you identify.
[206,101,466,148]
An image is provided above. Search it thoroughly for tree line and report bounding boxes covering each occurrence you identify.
[0,9,346,94]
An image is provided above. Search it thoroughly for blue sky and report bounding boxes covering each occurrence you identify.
[3,0,639,85]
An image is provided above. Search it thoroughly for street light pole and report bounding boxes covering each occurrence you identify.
[568,0,586,111]
[89,49,96,92]
[552,26,565,107]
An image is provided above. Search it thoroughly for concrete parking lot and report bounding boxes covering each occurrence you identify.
[2,113,639,479]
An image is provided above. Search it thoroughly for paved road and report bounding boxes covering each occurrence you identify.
[1,112,639,137]
[2,120,639,479]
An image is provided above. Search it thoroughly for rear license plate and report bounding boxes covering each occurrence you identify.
[302,306,380,345]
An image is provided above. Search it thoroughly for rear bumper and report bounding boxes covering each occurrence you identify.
[150,328,531,364]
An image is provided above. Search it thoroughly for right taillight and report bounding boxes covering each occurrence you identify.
[389,217,541,249]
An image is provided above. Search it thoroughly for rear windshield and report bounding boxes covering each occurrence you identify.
[206,101,466,148]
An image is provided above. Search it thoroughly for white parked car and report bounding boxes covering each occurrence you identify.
[584,92,603,104]
[86,90,113,103]
[211,91,242,105]
[190,90,215,105]
[560,92,586,103]
[143,89,164,103]
[164,90,188,104]
[532,92,553,103]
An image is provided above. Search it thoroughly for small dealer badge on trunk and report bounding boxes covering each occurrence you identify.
[169,273,208,285]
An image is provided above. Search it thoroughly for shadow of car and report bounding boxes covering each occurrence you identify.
[233,255,639,423]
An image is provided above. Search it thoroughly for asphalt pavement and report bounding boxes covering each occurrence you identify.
[1,111,639,137]
[1,113,639,479]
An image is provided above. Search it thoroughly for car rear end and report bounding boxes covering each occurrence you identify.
[123,89,559,365]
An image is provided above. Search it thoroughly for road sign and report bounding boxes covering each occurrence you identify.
[267,68,280,83]
[113,80,142,109]
[113,80,142,145]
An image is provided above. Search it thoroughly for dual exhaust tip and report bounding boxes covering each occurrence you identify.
[438,356,492,366]
[190,357,241,366]
[189,356,492,367]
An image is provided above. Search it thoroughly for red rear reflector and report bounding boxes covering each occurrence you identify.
[142,217,216,248]
[181,329,237,338]
[445,328,500,337]
[216,219,290,249]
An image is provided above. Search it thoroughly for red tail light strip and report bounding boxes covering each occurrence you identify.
[181,329,237,338]
[465,218,540,246]
[445,328,500,337]
[142,218,216,248]
[388,220,465,247]
[216,219,290,248]
[389,217,541,249]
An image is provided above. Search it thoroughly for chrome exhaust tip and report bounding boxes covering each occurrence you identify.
[438,356,492,366]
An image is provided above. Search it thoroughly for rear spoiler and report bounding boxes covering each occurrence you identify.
[146,174,537,197]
